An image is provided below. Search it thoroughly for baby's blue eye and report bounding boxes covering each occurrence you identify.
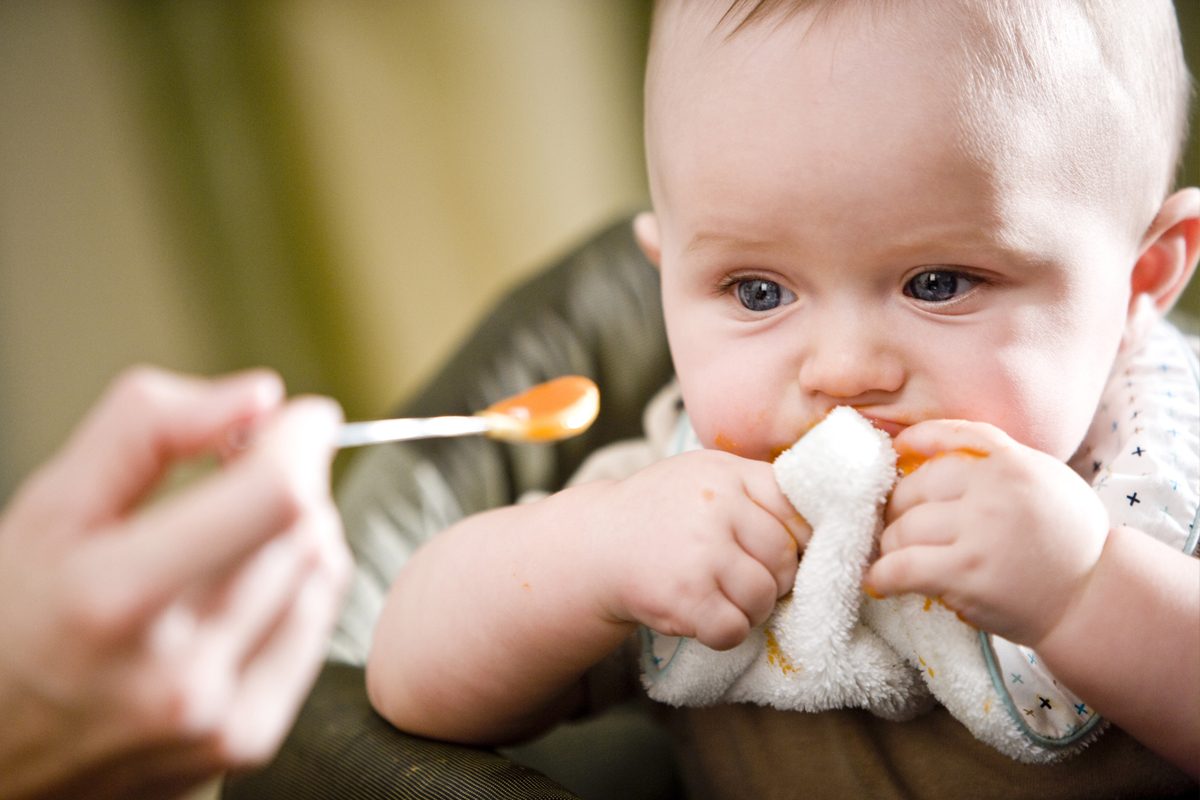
[904,270,977,303]
[736,279,796,311]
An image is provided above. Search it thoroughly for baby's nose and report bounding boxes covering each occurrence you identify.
[797,317,903,400]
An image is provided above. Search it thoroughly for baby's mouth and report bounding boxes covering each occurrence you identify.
[859,415,908,438]
[772,410,909,457]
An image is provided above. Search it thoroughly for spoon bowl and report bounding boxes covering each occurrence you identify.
[478,375,600,443]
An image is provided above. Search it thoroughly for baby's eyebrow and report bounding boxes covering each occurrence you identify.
[883,225,1054,273]
[684,230,777,255]
[682,226,1057,280]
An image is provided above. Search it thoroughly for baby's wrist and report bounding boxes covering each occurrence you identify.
[1031,526,1120,664]
[531,480,634,624]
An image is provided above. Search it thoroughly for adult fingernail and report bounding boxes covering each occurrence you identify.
[293,396,345,441]
[225,368,285,408]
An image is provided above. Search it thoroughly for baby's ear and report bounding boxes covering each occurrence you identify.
[1128,187,1200,317]
[633,211,663,269]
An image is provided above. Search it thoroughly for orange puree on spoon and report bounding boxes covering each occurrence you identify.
[480,376,600,442]
[334,375,600,449]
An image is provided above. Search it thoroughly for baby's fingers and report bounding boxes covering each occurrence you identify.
[692,592,752,652]
[717,555,782,629]
[737,465,807,595]
[870,501,965,597]
[878,502,959,555]
[865,544,957,600]
[731,509,802,599]
[893,419,1010,468]
[887,461,961,525]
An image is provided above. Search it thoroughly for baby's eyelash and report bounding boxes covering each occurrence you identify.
[714,273,776,295]
[903,269,992,306]
[714,275,742,296]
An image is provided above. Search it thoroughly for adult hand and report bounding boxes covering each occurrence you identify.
[0,366,350,799]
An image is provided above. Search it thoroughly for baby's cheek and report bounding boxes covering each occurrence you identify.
[681,366,807,461]
[969,350,1101,461]
[698,424,781,462]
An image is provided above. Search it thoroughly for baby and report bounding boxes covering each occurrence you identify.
[368,0,1199,795]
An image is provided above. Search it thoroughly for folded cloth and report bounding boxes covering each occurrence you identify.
[641,407,930,721]
[641,407,1095,762]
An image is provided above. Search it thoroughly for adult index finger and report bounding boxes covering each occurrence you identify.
[99,397,343,629]
[47,367,285,528]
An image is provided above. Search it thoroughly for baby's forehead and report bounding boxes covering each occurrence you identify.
[658,0,1142,92]
[653,2,1119,148]
[648,0,1187,236]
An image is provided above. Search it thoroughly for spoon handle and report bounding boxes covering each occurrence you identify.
[336,415,493,449]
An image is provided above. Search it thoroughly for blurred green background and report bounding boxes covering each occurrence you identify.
[0,1,654,497]
[0,1,1196,501]
[1173,0,1200,318]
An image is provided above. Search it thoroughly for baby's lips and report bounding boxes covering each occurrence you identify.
[863,416,909,438]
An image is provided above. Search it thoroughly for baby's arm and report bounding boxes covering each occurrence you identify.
[1033,524,1198,776]
[367,450,804,745]
[866,420,1199,776]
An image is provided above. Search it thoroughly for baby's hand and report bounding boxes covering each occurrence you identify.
[865,420,1108,648]
[589,450,807,651]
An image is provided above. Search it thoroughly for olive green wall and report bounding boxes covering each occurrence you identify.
[0,1,652,497]
[0,2,1196,501]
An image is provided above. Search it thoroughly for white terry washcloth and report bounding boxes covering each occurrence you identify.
[640,406,1100,762]
[640,407,931,721]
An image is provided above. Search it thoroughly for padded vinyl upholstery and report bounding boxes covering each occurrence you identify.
[330,216,672,665]
[223,217,677,799]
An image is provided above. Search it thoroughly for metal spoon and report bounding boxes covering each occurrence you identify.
[336,375,600,449]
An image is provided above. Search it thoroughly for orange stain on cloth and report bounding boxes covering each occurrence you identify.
[922,596,952,612]
[763,627,800,675]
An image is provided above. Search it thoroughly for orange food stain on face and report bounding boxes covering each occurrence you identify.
[483,376,599,442]
[701,488,716,501]
[896,447,988,476]
[713,432,741,454]
[763,628,799,675]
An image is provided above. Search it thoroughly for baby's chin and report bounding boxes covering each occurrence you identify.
[696,432,794,463]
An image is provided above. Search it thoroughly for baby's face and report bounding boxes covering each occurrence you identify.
[646,2,1142,463]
